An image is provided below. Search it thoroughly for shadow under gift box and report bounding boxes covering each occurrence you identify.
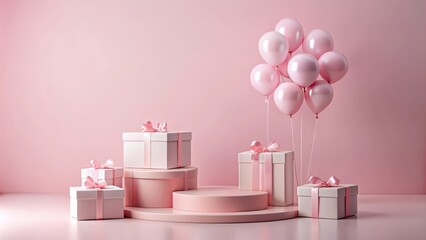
[297,184,358,219]
[70,186,124,220]
[122,131,191,169]
[238,151,294,206]
[124,166,198,208]
[80,168,124,188]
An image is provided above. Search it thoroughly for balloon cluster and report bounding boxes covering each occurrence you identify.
[250,18,348,117]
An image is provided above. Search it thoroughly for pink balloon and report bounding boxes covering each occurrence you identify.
[258,31,289,66]
[277,53,293,79]
[275,18,304,53]
[250,64,280,96]
[302,29,334,59]
[305,80,334,115]
[287,53,319,88]
[274,82,304,116]
[319,51,348,84]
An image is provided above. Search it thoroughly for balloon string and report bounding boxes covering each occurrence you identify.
[266,97,270,144]
[306,116,318,181]
[300,109,303,183]
[290,116,299,186]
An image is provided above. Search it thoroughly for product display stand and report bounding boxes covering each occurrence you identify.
[125,186,298,223]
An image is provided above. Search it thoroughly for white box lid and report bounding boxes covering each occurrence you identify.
[238,151,294,164]
[122,131,192,142]
[297,184,358,197]
[70,186,124,199]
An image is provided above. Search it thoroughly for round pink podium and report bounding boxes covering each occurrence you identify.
[173,186,268,212]
[124,186,298,223]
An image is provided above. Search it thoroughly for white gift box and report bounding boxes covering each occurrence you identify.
[81,168,123,188]
[238,150,294,206]
[297,184,358,219]
[122,131,191,169]
[70,186,124,220]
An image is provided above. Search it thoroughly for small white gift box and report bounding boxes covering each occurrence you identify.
[81,168,123,187]
[80,160,123,187]
[122,131,191,169]
[297,180,358,219]
[238,143,294,206]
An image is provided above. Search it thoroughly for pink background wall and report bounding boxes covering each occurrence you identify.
[0,0,425,194]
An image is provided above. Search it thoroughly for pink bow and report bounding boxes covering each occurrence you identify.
[250,140,279,160]
[142,121,167,132]
[308,176,340,187]
[90,159,114,169]
[84,176,107,189]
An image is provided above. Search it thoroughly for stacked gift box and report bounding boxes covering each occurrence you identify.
[70,159,125,220]
[122,121,197,208]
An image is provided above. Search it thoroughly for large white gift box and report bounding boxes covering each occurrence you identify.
[297,183,358,219]
[123,131,191,169]
[238,149,294,206]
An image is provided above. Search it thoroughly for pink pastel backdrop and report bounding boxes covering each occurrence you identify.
[0,0,425,194]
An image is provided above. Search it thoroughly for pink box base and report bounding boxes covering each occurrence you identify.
[124,167,198,208]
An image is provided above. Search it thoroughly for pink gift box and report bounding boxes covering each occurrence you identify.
[81,168,124,187]
[238,150,294,206]
[124,166,197,208]
[122,131,191,169]
[70,186,124,220]
[297,184,358,219]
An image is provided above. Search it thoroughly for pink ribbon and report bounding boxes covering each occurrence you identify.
[142,121,167,132]
[308,176,351,218]
[308,175,340,187]
[84,176,107,220]
[90,159,114,169]
[250,141,278,203]
[177,132,182,167]
[84,176,107,189]
[250,141,279,160]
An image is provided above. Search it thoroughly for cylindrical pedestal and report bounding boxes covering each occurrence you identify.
[124,166,197,208]
[173,186,268,212]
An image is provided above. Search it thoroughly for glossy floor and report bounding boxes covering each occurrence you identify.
[1,194,425,240]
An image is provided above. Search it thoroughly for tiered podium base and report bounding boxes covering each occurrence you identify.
[124,186,298,223]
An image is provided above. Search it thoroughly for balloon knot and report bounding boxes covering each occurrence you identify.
[265,96,269,102]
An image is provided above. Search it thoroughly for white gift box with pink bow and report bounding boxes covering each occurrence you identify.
[80,160,124,187]
[122,121,191,169]
[238,141,294,206]
[297,176,358,219]
[70,177,124,220]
